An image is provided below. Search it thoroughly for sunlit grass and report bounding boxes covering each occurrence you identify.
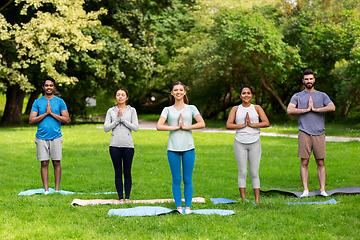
[204,119,360,137]
[1,125,359,239]
[138,114,160,122]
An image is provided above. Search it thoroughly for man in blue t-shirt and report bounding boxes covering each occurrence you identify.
[29,77,70,195]
[287,69,335,197]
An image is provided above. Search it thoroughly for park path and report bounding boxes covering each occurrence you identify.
[138,120,360,143]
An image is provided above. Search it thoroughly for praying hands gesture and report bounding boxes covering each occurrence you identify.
[245,112,251,126]
[307,96,315,112]
[157,110,205,132]
[29,99,70,125]
[287,96,336,114]
[244,112,258,128]
[178,113,184,129]
[307,96,336,113]
[46,100,52,115]
[226,106,270,130]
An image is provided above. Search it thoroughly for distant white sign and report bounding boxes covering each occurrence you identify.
[86,97,96,107]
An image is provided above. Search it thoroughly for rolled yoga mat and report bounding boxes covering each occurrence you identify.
[71,197,206,206]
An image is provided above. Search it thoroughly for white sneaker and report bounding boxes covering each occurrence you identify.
[300,190,309,197]
[320,191,328,197]
[44,191,50,195]
[185,209,191,214]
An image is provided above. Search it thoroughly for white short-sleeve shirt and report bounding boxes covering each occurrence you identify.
[160,104,200,151]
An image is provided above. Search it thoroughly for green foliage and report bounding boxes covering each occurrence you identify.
[331,14,360,119]
[55,0,198,118]
[167,4,302,119]
[0,0,178,122]
[85,90,117,116]
[0,0,106,88]
[148,0,199,105]
[0,0,107,125]
[148,0,360,121]
[280,0,359,97]
[1,125,360,238]
[137,114,160,121]
[203,118,360,137]
[2,0,360,124]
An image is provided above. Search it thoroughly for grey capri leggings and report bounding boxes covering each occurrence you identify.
[233,138,261,189]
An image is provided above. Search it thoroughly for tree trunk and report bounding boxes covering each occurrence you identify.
[25,89,41,115]
[0,0,14,12]
[0,84,26,127]
[252,61,294,121]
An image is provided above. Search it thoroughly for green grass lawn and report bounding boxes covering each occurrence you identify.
[204,119,360,137]
[1,125,360,239]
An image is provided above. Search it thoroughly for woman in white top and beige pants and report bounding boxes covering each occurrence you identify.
[226,86,270,203]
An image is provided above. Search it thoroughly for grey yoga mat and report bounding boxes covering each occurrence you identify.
[260,187,360,198]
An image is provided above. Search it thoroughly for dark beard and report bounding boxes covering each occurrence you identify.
[304,83,314,89]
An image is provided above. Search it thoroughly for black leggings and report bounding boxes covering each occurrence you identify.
[109,147,134,200]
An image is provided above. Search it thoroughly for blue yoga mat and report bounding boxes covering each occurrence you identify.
[108,206,236,217]
[210,198,255,205]
[18,188,117,196]
[285,199,340,205]
[210,198,238,204]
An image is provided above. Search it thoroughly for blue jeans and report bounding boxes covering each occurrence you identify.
[167,149,195,208]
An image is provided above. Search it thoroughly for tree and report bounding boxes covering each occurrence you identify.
[189,6,302,119]
[279,0,360,116]
[168,0,360,121]
[133,0,198,111]
[53,24,156,119]
[52,0,187,117]
[0,0,106,126]
[333,29,360,119]
[147,0,216,114]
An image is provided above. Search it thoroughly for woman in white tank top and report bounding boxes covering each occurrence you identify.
[226,85,270,203]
